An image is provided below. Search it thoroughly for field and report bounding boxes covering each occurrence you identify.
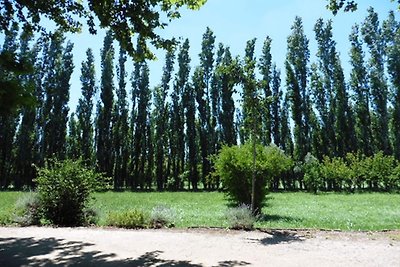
[1,191,400,231]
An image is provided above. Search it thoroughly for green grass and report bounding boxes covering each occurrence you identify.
[93,191,229,228]
[259,192,400,231]
[1,191,399,231]
[0,191,25,224]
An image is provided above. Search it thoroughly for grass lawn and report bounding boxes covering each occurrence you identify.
[1,191,399,231]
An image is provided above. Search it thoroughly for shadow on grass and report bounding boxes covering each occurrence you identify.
[0,237,250,267]
[258,214,302,223]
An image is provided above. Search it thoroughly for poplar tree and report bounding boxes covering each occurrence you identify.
[96,31,115,177]
[184,82,199,190]
[42,32,74,160]
[66,113,79,159]
[76,48,96,166]
[218,47,240,146]
[197,28,215,187]
[133,61,151,189]
[271,65,282,148]
[259,36,273,145]
[286,17,310,161]
[171,39,190,189]
[349,25,373,156]
[0,23,20,187]
[383,11,400,159]
[154,49,175,190]
[112,48,130,189]
[13,30,39,189]
[210,43,225,153]
[361,7,390,154]
[313,19,337,157]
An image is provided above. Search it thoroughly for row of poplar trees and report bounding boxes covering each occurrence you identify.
[1,7,400,191]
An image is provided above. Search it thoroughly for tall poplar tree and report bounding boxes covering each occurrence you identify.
[259,36,273,145]
[133,61,151,189]
[286,17,310,161]
[218,47,240,146]
[171,39,190,189]
[112,48,130,189]
[154,49,175,190]
[361,7,390,154]
[349,25,373,156]
[383,11,400,159]
[96,31,115,177]
[10,29,38,188]
[42,32,74,160]
[313,19,337,157]
[76,48,96,166]
[197,27,215,187]
[0,24,20,186]
[271,65,282,148]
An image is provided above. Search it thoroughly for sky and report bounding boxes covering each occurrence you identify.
[61,0,399,112]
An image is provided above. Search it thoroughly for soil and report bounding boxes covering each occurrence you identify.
[0,227,399,266]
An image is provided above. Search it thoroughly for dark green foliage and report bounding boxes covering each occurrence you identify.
[35,159,106,226]
[213,143,292,213]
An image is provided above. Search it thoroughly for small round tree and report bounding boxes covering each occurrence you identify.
[213,143,292,214]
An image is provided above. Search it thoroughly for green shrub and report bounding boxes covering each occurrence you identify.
[303,153,323,193]
[366,152,397,190]
[13,192,41,226]
[225,204,256,230]
[213,143,292,213]
[321,156,353,191]
[149,205,176,228]
[35,159,106,226]
[106,210,149,229]
[0,213,11,225]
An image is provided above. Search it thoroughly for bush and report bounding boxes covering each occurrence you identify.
[13,192,41,226]
[225,204,256,230]
[106,210,149,229]
[35,159,106,226]
[0,213,11,225]
[149,205,176,228]
[213,143,292,213]
[303,153,323,193]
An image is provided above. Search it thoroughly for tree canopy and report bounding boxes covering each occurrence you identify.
[0,0,207,59]
[327,0,400,15]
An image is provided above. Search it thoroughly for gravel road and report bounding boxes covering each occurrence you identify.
[0,227,399,266]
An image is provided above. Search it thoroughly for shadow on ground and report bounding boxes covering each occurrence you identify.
[0,237,250,267]
[246,230,305,246]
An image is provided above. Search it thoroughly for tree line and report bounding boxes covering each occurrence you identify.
[1,7,400,191]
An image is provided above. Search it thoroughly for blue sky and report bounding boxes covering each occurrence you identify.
[63,0,398,112]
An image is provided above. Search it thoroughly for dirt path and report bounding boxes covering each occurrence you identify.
[0,227,399,266]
